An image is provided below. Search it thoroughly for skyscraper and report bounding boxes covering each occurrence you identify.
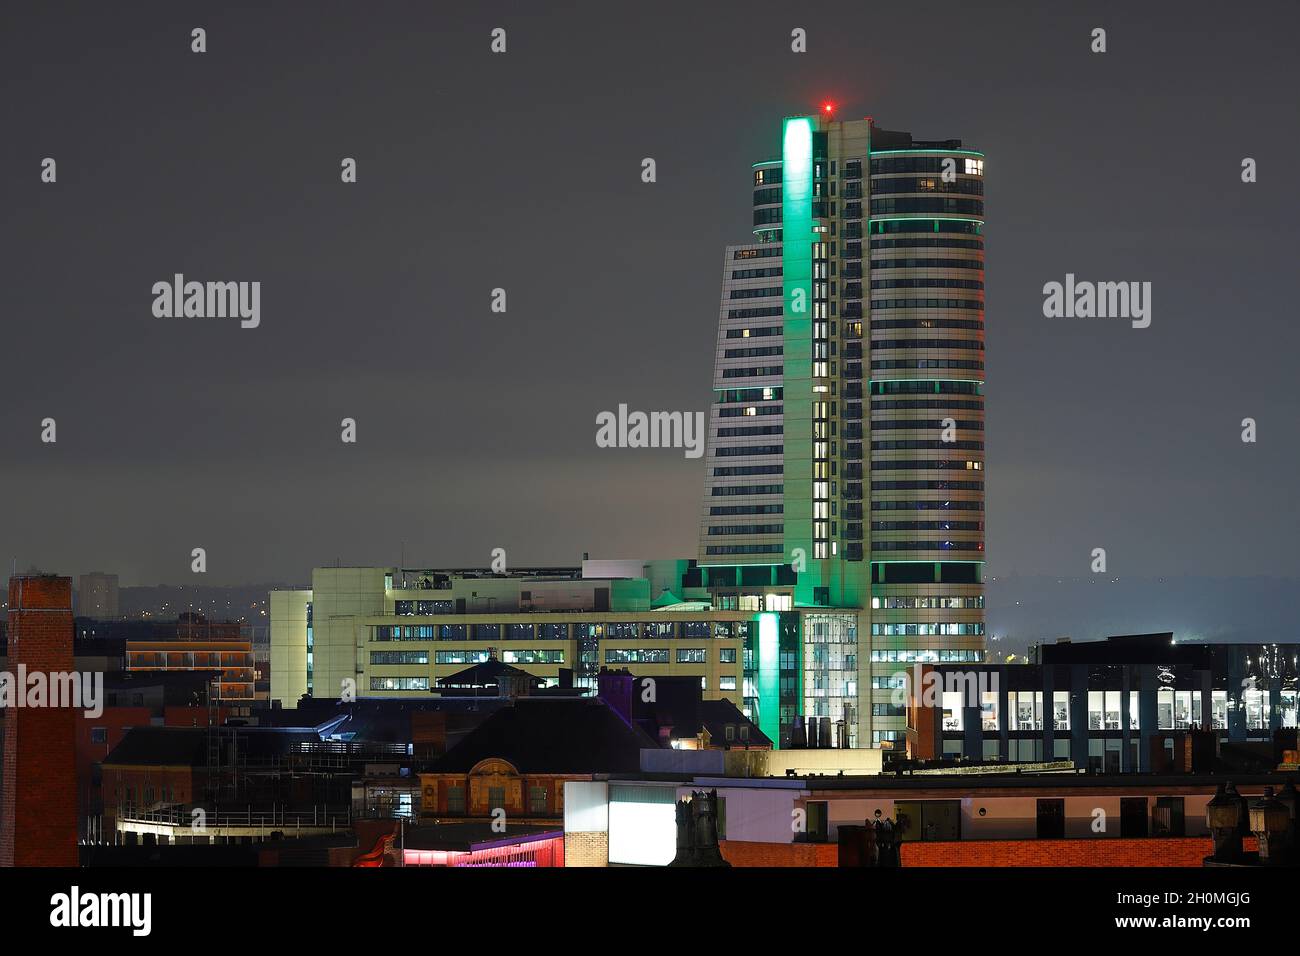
[698,111,986,750]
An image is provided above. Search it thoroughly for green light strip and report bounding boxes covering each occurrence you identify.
[871,148,984,157]
[781,116,815,607]
[756,611,780,747]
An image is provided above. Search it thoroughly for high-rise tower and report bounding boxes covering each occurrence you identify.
[698,112,986,750]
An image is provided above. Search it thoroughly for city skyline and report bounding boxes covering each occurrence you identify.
[1,2,1297,908]
[4,2,1299,593]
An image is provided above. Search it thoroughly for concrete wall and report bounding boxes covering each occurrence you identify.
[269,588,310,705]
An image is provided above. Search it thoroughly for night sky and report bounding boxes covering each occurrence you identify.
[2,0,1298,589]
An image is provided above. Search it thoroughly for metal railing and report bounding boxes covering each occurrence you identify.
[117,803,351,831]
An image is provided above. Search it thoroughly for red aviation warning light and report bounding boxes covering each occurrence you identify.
[822,102,835,114]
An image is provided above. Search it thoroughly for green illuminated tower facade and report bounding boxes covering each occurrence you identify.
[698,112,987,750]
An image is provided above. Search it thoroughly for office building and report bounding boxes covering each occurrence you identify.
[697,112,987,749]
[907,632,1300,772]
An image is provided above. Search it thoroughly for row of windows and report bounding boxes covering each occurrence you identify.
[872,459,983,470]
[870,319,985,333]
[376,622,751,642]
[873,337,984,351]
[370,677,429,691]
[734,244,781,258]
[871,278,984,291]
[873,359,984,370]
[872,520,984,531]
[393,600,454,616]
[719,386,781,403]
[872,499,983,511]
[871,440,984,451]
[730,266,783,279]
[870,237,983,251]
[870,219,982,236]
[871,418,983,430]
[714,444,783,458]
[605,648,737,664]
[716,424,783,437]
[721,366,782,378]
[709,503,784,515]
[873,479,984,491]
[713,465,783,477]
[727,307,783,319]
[705,544,784,555]
[871,257,983,271]
[707,523,783,535]
[729,286,782,300]
[870,175,984,195]
[873,541,985,551]
[871,198,984,215]
[871,595,985,609]
[718,404,782,418]
[751,187,782,205]
[872,401,984,417]
[723,345,783,358]
[430,650,566,665]
[873,380,982,395]
[711,483,783,496]
[753,208,783,226]
[371,651,429,664]
[871,298,983,311]
[725,325,781,338]
[870,156,983,175]
[870,648,984,662]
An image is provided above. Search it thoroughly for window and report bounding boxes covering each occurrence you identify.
[720,676,737,691]
[446,786,465,814]
[487,787,506,812]
[370,650,429,665]
[720,648,737,663]
[677,648,707,664]
[529,786,547,814]
[369,676,429,691]
[501,649,564,664]
[90,727,108,744]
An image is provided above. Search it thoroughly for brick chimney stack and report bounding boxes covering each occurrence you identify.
[1,574,78,866]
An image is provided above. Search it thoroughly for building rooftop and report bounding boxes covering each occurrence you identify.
[427,698,659,774]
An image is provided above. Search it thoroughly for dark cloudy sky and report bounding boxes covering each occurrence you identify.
[2,0,1297,587]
